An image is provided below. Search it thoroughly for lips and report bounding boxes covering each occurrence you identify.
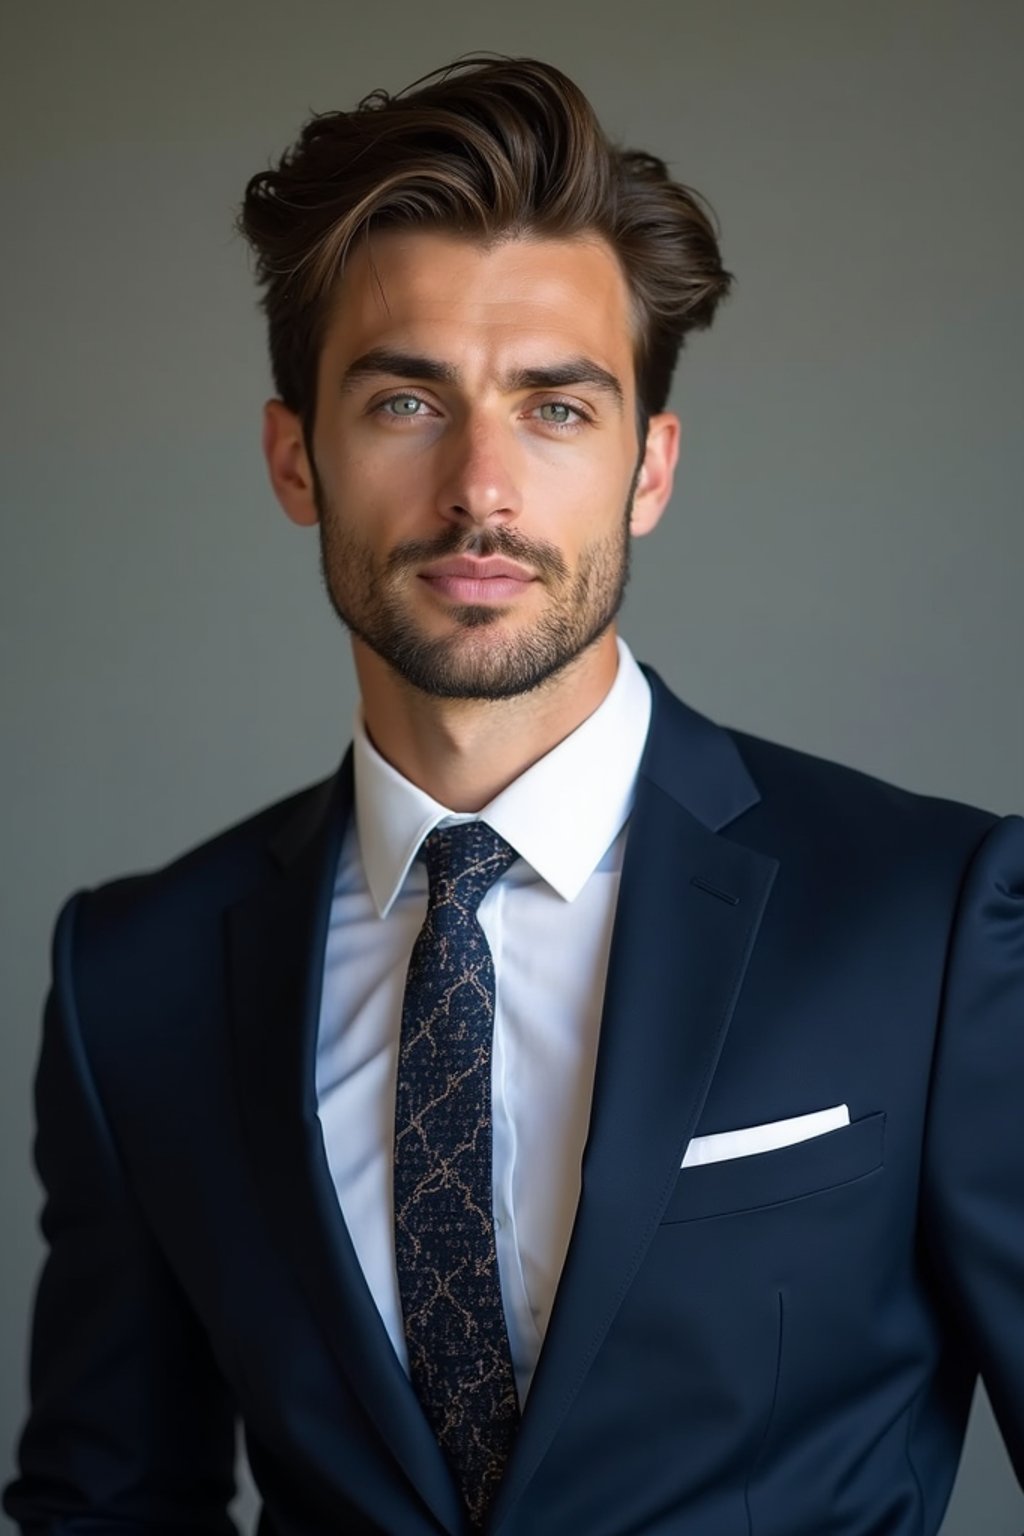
[418,556,537,605]
[421,557,535,581]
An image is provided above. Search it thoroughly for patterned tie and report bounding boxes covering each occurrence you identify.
[393,821,521,1530]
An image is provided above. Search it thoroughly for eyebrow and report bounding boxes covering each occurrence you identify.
[339,348,625,411]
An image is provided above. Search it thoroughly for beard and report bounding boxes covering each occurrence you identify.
[313,474,639,702]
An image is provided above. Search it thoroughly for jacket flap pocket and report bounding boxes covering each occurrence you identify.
[660,1111,886,1224]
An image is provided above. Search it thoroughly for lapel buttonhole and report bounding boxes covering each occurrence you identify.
[690,875,741,906]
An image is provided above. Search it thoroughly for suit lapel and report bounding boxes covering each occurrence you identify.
[224,672,777,1535]
[226,757,466,1536]
[489,672,779,1530]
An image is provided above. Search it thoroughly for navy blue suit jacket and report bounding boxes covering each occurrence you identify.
[7,669,1024,1535]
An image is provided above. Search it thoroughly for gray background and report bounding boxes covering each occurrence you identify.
[2,1,1022,1530]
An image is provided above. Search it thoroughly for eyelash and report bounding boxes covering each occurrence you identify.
[373,393,593,432]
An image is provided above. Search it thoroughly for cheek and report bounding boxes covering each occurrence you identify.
[525,430,636,498]
[320,442,429,530]
[525,456,631,533]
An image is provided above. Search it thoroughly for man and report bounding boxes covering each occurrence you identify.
[6,54,1023,1536]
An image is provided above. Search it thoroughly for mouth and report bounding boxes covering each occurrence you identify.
[418,556,537,605]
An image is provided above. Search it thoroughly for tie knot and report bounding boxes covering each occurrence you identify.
[421,821,518,915]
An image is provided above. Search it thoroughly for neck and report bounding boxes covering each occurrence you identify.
[354,630,620,812]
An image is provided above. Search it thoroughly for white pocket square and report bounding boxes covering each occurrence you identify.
[681,1104,850,1168]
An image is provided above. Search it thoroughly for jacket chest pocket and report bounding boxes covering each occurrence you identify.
[659,1111,886,1224]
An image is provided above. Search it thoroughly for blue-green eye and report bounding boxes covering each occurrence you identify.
[382,394,428,416]
[537,401,575,425]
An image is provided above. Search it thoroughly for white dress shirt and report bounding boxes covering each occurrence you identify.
[315,638,652,1404]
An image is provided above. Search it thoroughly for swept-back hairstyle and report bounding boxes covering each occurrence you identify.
[238,56,732,444]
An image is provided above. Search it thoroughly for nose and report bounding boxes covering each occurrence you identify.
[433,417,522,529]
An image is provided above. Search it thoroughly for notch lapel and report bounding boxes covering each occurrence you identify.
[226,757,465,1536]
[489,673,779,1529]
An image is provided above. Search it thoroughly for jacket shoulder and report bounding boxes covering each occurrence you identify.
[59,769,340,980]
[642,664,1003,857]
[726,723,1001,862]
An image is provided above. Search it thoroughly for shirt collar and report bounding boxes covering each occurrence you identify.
[353,637,652,916]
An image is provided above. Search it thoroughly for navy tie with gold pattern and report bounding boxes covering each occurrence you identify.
[393,821,521,1530]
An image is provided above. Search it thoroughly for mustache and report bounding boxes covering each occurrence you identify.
[384,523,570,583]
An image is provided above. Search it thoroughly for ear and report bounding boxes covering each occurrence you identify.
[262,398,320,527]
[629,412,680,537]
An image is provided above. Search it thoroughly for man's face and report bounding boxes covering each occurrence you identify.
[287,231,673,700]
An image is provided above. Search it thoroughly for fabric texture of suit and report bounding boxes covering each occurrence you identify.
[6,666,1024,1536]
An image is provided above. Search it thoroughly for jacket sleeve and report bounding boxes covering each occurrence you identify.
[3,892,240,1534]
[922,811,1024,1489]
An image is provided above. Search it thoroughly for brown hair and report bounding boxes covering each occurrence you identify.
[238,55,732,444]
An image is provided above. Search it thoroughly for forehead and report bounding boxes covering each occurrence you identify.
[321,230,637,382]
